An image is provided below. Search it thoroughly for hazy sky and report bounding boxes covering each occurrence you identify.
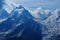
[6,0,60,10]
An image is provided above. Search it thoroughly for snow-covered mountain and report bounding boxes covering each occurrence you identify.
[30,8,60,40]
[36,9,60,40]
[0,2,60,40]
[0,5,42,40]
[30,8,52,19]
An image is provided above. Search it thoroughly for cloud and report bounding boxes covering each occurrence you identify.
[4,0,19,13]
[16,0,60,10]
[4,0,60,13]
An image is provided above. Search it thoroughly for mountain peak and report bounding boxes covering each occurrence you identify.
[16,5,24,9]
[0,9,9,19]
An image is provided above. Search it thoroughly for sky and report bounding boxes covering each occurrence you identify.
[5,0,60,10]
